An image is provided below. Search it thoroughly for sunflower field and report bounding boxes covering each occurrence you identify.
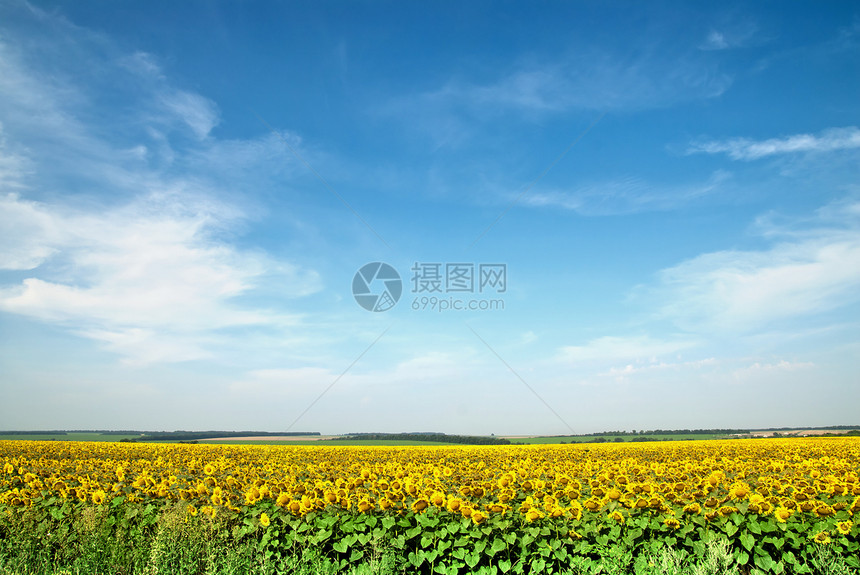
[1,438,859,574]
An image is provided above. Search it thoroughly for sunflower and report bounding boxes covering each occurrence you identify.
[471,510,486,525]
[836,520,852,536]
[663,517,680,529]
[91,490,107,505]
[813,531,831,544]
[768,505,790,523]
[203,464,216,476]
[609,510,625,524]
[525,509,544,522]
[411,498,429,513]
[187,505,198,516]
[259,512,270,527]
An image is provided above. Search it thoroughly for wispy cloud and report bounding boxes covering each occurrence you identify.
[698,21,758,52]
[652,199,860,333]
[424,50,732,115]
[701,31,730,51]
[687,127,860,160]
[0,191,321,364]
[558,335,697,364]
[0,4,325,365]
[519,171,730,216]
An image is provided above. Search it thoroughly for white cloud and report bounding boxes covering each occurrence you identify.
[731,360,815,383]
[558,335,696,364]
[654,200,860,332]
[427,51,732,114]
[0,10,324,365]
[701,31,729,51]
[521,171,729,215]
[159,90,220,140]
[687,127,860,160]
[0,192,321,363]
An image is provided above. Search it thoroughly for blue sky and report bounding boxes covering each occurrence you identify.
[1,0,858,434]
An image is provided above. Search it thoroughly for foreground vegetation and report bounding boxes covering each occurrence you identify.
[1,439,858,574]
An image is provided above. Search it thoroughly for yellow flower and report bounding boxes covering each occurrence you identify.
[259,512,270,527]
[836,520,852,536]
[471,510,486,525]
[91,490,107,505]
[663,517,680,529]
[203,464,216,476]
[356,498,373,513]
[525,509,544,522]
[411,498,429,513]
[683,503,701,514]
[718,506,738,517]
[813,531,831,544]
[187,505,198,516]
[609,510,625,524]
[774,507,793,523]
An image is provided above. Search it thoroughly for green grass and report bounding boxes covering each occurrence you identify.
[196,439,459,446]
[508,434,730,444]
[0,433,140,442]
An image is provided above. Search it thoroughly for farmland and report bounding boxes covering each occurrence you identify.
[1,438,859,574]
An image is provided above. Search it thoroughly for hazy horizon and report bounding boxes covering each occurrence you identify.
[1,1,858,435]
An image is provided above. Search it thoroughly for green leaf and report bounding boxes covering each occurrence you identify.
[381,516,396,530]
[489,537,506,556]
[332,540,348,553]
[735,550,749,565]
[748,521,762,535]
[465,552,481,568]
[595,534,610,546]
[754,553,774,572]
[498,559,512,573]
[740,532,755,552]
[408,552,423,568]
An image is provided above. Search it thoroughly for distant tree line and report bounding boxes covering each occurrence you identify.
[335,433,511,445]
[0,430,68,435]
[133,431,320,441]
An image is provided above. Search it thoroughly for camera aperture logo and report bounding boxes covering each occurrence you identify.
[352,262,402,312]
[353,261,507,313]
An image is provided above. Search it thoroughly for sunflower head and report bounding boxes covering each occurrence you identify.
[663,517,680,529]
[259,512,270,527]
